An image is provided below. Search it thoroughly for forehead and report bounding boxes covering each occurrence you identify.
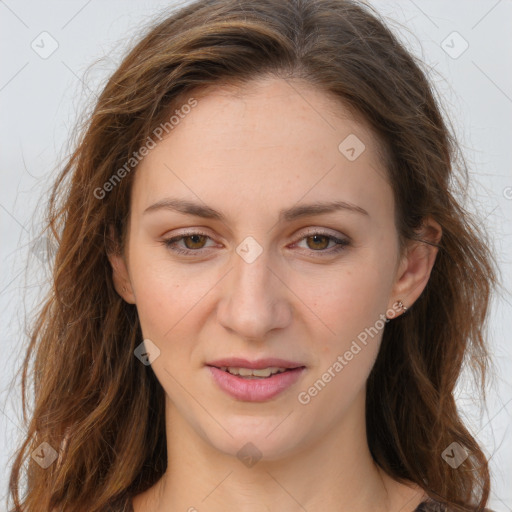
[131,77,392,223]
[182,77,389,159]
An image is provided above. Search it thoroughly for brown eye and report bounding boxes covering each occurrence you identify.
[182,234,208,250]
[305,234,330,251]
[163,231,214,255]
[294,230,350,256]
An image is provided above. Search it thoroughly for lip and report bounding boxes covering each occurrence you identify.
[206,362,306,402]
[206,357,304,370]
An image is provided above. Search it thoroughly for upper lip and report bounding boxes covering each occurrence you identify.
[206,357,305,369]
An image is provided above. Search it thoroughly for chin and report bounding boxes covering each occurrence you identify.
[198,412,310,464]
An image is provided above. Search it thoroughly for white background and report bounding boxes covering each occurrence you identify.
[1,1,511,510]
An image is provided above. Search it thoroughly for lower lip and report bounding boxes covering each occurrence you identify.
[207,366,306,402]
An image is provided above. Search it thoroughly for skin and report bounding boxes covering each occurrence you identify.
[109,77,442,512]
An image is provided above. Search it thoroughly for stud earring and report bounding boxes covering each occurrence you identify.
[386,300,408,320]
[396,300,407,312]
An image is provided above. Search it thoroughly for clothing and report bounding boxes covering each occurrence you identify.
[414,499,447,511]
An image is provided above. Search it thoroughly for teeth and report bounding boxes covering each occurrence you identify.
[220,366,288,378]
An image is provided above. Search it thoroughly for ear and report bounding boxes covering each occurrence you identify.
[106,224,136,304]
[388,217,442,313]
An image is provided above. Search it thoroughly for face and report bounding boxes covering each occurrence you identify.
[110,77,432,461]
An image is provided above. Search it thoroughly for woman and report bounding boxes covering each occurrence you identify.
[7,0,498,511]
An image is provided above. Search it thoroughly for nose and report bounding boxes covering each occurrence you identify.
[216,245,292,341]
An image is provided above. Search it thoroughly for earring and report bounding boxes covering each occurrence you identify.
[386,300,408,320]
[396,300,407,312]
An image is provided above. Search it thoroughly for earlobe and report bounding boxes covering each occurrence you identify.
[108,251,136,304]
[106,226,136,304]
[389,217,442,312]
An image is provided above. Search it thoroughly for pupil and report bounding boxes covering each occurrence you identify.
[309,235,328,250]
[186,235,205,249]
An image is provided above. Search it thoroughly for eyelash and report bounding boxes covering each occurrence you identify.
[162,229,350,257]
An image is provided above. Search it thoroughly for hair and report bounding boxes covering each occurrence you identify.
[7,0,498,511]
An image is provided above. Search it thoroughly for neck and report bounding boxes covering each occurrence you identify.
[135,391,425,512]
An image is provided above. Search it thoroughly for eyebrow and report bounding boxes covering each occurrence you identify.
[143,197,369,222]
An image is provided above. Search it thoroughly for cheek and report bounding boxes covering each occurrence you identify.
[128,245,234,373]
[285,264,392,442]
[302,256,394,397]
[127,242,186,335]
[131,263,208,344]
[311,262,391,341]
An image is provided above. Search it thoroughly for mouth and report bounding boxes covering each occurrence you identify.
[205,358,306,402]
[216,366,295,378]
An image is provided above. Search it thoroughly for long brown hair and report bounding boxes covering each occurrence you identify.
[7,0,498,510]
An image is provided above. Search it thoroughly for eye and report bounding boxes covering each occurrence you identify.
[161,229,350,257]
[162,230,214,255]
[292,230,350,256]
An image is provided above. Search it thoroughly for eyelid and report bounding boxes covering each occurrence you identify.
[296,226,346,239]
[163,226,347,242]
